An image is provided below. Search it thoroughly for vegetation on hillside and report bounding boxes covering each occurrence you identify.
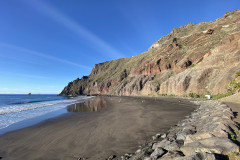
[227,79,240,95]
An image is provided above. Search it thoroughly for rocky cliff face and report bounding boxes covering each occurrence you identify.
[60,9,240,97]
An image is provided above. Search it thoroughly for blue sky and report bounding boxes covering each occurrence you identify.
[0,0,239,94]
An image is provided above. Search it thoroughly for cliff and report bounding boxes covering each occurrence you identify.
[60,9,240,97]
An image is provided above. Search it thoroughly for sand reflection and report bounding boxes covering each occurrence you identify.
[67,97,107,112]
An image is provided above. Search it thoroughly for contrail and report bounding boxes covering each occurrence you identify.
[23,0,126,59]
[0,42,91,69]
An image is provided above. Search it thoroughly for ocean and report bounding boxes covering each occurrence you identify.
[0,94,92,134]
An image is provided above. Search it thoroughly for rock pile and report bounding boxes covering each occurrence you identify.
[113,101,239,160]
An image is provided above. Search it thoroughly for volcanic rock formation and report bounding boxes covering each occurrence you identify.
[60,9,240,97]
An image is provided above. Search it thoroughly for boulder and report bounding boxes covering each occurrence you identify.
[172,152,218,160]
[160,150,184,160]
[164,141,180,151]
[176,129,195,141]
[152,139,171,150]
[181,137,239,156]
[130,147,153,160]
[106,155,117,160]
[150,147,167,159]
[184,132,214,144]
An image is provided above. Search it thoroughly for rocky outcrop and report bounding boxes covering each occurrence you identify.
[60,9,240,97]
[117,100,239,160]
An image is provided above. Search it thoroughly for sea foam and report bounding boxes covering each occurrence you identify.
[0,96,92,130]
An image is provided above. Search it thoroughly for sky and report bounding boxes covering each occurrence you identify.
[0,0,239,94]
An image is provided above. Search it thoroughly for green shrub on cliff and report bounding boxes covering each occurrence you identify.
[188,93,203,98]
[211,93,231,100]
[226,80,240,95]
[236,72,240,77]
[189,93,198,98]
[229,134,237,141]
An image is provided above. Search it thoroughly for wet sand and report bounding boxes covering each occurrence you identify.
[0,96,195,160]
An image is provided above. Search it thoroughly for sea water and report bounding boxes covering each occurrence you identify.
[0,94,92,134]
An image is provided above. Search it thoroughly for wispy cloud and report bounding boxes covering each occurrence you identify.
[0,42,91,70]
[23,0,125,59]
[0,53,42,66]
[0,71,48,79]
[18,73,49,79]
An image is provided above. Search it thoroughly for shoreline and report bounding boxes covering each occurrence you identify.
[0,96,95,136]
[0,96,195,160]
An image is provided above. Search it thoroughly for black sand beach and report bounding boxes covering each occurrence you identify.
[0,96,195,160]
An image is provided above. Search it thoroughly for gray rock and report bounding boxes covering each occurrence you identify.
[181,137,239,156]
[164,141,180,151]
[152,139,171,150]
[121,153,132,160]
[152,133,162,140]
[161,134,167,139]
[172,152,218,160]
[176,129,195,141]
[176,132,187,141]
[160,150,184,160]
[107,154,117,160]
[129,147,153,160]
[184,132,214,144]
[150,147,167,159]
